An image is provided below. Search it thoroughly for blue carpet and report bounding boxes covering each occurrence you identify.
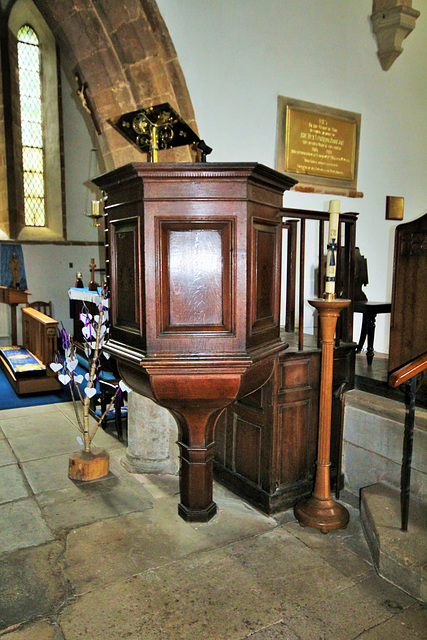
[0,365,87,411]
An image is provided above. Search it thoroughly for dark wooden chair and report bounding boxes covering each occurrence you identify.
[75,347,127,442]
[26,300,52,317]
[89,378,128,442]
[353,248,391,365]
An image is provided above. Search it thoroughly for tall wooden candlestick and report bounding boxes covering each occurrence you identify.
[294,298,351,533]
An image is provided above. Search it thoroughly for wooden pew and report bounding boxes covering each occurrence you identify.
[0,307,60,394]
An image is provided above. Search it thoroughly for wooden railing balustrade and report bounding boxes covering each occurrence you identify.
[389,351,427,531]
[280,207,358,349]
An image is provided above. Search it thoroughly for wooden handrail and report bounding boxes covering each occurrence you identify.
[388,351,427,388]
[280,207,359,225]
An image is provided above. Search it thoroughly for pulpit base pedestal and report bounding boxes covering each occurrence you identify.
[178,502,217,523]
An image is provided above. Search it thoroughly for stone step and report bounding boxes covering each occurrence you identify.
[360,482,427,603]
[343,389,427,501]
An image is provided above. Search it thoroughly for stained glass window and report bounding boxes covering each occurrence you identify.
[17,25,45,227]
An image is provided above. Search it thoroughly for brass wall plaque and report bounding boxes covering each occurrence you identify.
[385,195,404,220]
[285,106,356,181]
[275,97,362,196]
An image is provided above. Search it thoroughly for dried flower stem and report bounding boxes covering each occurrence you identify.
[89,387,121,444]
[82,306,105,452]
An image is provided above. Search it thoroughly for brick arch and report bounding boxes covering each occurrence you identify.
[33,0,198,169]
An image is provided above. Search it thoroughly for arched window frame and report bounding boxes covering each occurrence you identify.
[5,0,64,241]
[17,24,46,228]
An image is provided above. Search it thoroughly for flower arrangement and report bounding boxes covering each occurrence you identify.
[51,290,130,457]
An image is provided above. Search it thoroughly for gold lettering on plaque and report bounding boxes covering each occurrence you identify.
[284,106,356,181]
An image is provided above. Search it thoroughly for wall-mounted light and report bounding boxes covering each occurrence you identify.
[84,199,104,227]
[83,148,103,226]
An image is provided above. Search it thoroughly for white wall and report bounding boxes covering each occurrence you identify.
[156,0,427,353]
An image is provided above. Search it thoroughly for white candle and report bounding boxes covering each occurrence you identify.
[325,200,340,296]
[91,200,100,216]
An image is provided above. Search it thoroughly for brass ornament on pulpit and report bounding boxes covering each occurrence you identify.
[112,102,211,162]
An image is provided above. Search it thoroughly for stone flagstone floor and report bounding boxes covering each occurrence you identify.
[0,402,426,640]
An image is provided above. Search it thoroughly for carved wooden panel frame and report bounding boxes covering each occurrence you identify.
[250,219,281,338]
[156,218,235,335]
[110,215,142,334]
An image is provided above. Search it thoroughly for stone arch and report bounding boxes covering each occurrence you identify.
[33,0,198,170]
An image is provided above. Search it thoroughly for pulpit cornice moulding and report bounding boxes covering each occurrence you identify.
[94,162,296,521]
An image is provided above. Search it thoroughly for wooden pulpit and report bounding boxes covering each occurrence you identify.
[94,162,296,521]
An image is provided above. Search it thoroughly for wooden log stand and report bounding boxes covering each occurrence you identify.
[68,447,110,481]
[294,298,351,534]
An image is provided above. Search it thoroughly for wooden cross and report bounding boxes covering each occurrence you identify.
[89,258,98,291]
[327,238,337,266]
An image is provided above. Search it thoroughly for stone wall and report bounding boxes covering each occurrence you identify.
[343,390,427,501]
[33,0,198,170]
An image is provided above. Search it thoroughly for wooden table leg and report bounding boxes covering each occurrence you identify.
[10,303,18,345]
[356,313,367,353]
[366,312,377,366]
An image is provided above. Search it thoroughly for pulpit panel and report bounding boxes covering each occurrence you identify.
[111,217,142,332]
[234,416,262,484]
[158,220,233,333]
[251,221,280,340]
[106,179,146,352]
[276,352,320,488]
[278,400,317,485]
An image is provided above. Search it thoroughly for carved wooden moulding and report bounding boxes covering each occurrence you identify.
[94,162,296,521]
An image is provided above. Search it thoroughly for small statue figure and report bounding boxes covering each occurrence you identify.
[9,253,21,289]
[75,272,84,288]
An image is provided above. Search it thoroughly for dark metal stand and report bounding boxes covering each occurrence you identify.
[400,373,423,531]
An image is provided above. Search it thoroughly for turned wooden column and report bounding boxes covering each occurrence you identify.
[294,298,351,533]
[94,162,296,522]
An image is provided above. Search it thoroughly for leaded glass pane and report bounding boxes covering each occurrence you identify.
[17,42,39,72]
[21,122,43,147]
[17,25,45,227]
[19,97,42,124]
[18,70,41,99]
[24,197,45,227]
[23,170,44,194]
[17,24,39,45]
[22,147,43,172]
